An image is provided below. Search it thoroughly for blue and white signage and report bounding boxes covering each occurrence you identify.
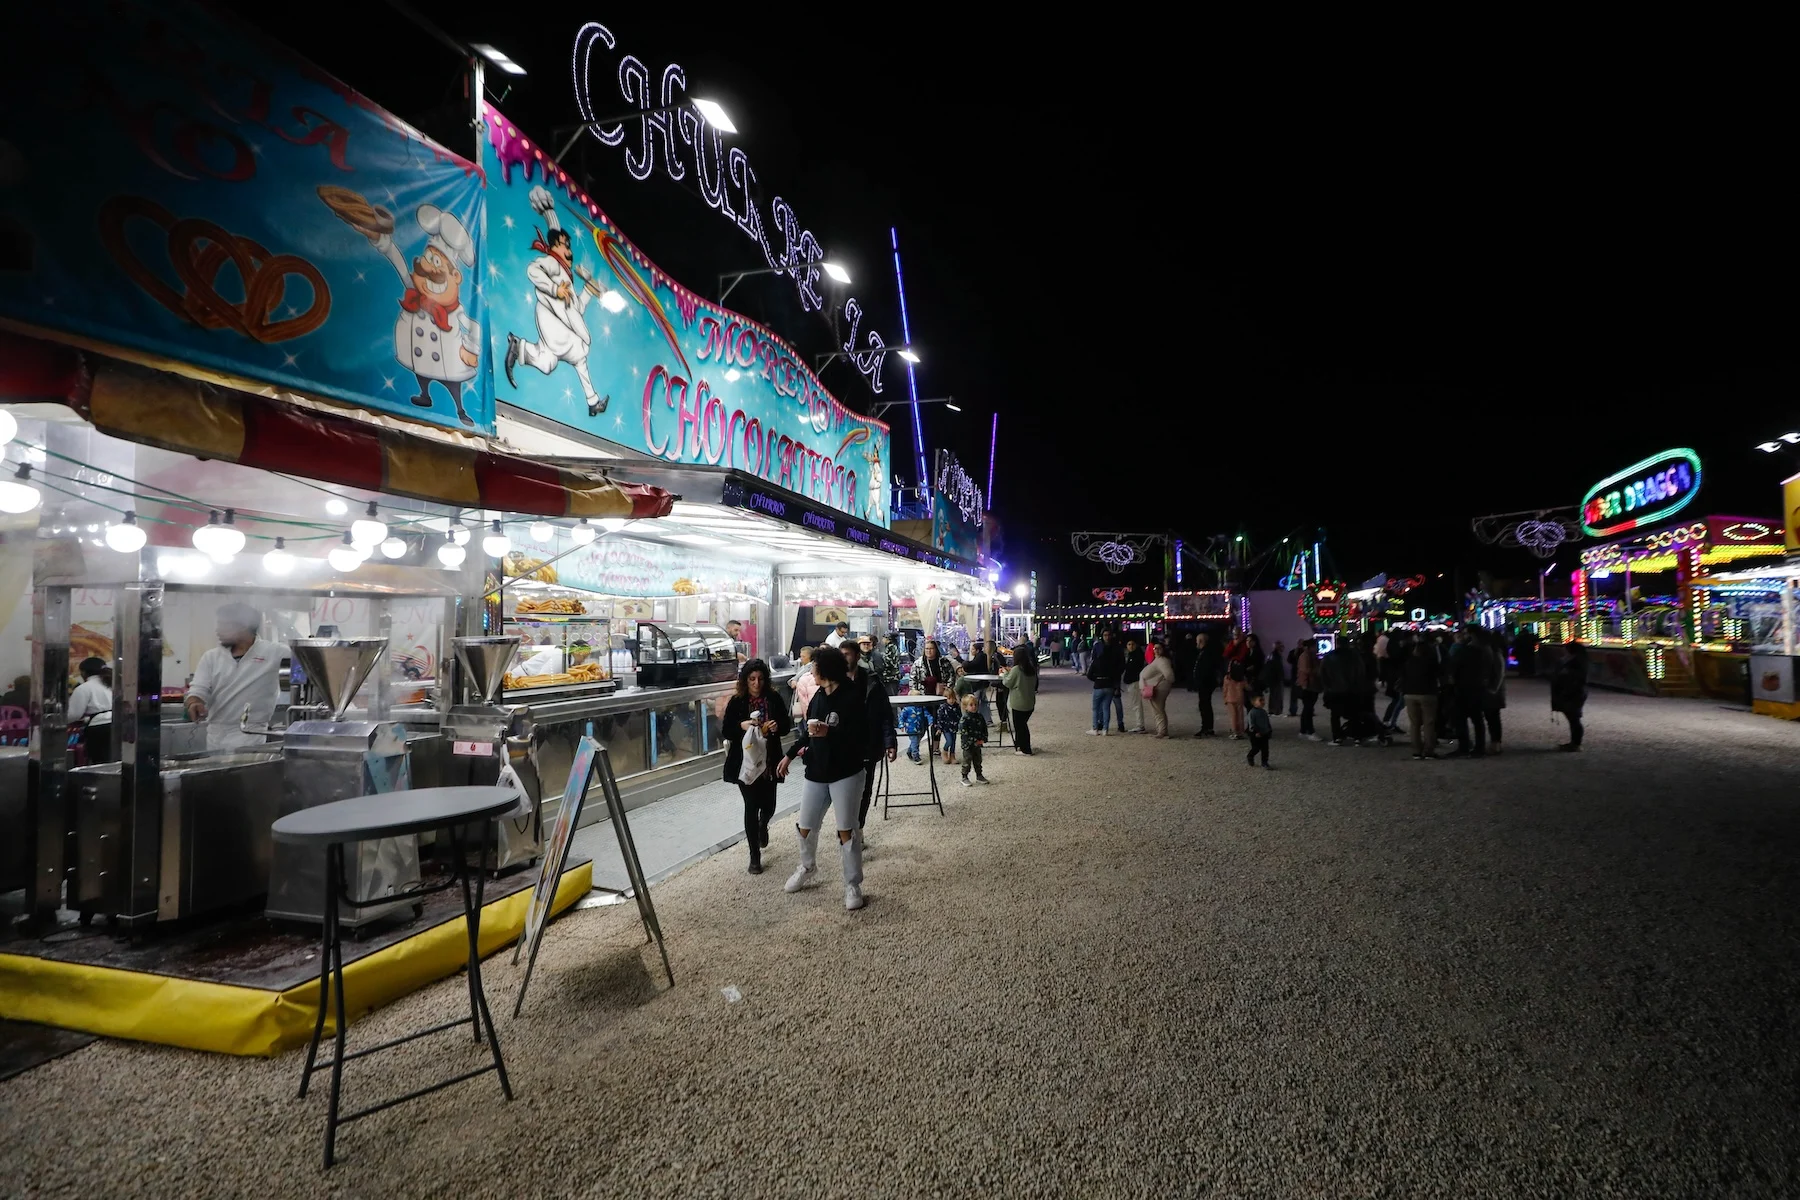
[484,106,893,528]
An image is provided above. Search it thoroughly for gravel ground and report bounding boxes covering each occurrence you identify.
[6,671,1800,1198]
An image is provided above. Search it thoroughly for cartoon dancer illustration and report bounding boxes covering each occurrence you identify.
[504,186,608,415]
[320,188,480,426]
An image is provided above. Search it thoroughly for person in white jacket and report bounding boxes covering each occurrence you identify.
[504,186,608,416]
[1138,642,1177,738]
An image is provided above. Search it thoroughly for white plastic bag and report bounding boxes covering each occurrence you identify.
[739,723,766,784]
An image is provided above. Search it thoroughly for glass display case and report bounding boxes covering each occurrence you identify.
[635,622,738,688]
[501,592,616,695]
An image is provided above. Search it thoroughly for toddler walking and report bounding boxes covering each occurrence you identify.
[1245,693,1273,769]
[957,693,989,786]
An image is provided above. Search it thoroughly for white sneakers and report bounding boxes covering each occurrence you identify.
[1088,728,1100,736]
[786,859,865,912]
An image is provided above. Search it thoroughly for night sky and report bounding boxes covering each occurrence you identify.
[230,5,1798,601]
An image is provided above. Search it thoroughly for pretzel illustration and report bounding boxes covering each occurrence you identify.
[98,195,331,343]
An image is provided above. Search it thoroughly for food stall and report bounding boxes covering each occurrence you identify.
[0,0,978,1057]
[477,466,987,758]
[1572,514,1783,697]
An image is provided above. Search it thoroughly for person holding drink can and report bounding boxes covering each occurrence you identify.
[777,645,873,911]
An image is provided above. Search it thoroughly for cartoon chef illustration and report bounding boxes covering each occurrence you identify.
[866,442,885,522]
[503,185,608,416]
[319,187,479,427]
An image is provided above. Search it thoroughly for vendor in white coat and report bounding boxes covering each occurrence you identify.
[68,656,115,763]
[184,602,283,751]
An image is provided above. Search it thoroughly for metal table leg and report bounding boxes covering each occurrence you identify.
[297,826,514,1168]
[882,706,946,817]
[325,844,347,1168]
[460,820,511,1097]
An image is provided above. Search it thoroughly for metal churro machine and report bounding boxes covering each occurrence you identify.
[266,637,420,928]
[442,636,542,870]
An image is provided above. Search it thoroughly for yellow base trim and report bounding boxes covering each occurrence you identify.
[1752,699,1800,721]
[0,862,591,1058]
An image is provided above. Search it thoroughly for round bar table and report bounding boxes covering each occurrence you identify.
[273,785,521,1168]
[884,694,950,817]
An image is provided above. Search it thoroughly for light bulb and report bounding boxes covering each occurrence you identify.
[0,464,42,514]
[571,519,597,545]
[448,520,470,545]
[599,289,627,313]
[105,511,147,553]
[192,509,245,556]
[379,535,407,559]
[482,520,510,558]
[325,497,348,516]
[597,517,627,533]
[437,538,467,567]
[328,532,363,572]
[0,408,16,446]
[530,521,554,543]
[263,537,293,574]
[351,501,386,547]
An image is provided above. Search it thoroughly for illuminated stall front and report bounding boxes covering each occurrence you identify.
[1564,451,1781,696]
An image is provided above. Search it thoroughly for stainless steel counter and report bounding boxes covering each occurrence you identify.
[428,669,797,829]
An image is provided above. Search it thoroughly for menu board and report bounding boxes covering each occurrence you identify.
[515,738,597,974]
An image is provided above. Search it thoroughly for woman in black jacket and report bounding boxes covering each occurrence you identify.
[1550,641,1589,751]
[776,645,872,910]
[722,659,791,875]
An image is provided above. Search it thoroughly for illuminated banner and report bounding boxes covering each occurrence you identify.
[0,2,492,434]
[1580,448,1702,537]
[931,450,984,559]
[505,526,774,601]
[568,22,890,396]
[482,105,891,528]
[1166,592,1230,619]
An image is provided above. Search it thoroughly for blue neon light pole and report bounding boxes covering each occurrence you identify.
[986,412,998,510]
[891,227,928,505]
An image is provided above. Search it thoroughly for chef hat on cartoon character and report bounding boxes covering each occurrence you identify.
[417,205,475,268]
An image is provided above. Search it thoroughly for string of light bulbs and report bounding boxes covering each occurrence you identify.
[6,443,623,574]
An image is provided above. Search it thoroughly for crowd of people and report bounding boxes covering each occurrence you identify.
[722,629,1042,911]
[724,620,1591,911]
[1044,624,1592,767]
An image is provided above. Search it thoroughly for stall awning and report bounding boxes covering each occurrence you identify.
[0,331,672,520]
